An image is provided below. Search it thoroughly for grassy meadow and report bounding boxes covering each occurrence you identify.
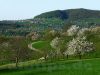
[0,58,100,75]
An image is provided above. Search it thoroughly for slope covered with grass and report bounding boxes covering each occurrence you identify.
[32,41,52,51]
[0,58,100,75]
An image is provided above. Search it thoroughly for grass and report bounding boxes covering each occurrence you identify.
[32,41,52,51]
[0,59,43,70]
[0,58,100,75]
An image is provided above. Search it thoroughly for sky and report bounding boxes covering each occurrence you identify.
[0,0,100,20]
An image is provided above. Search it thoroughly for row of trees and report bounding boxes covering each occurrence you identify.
[47,25,94,59]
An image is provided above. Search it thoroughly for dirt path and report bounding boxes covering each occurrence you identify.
[28,42,43,53]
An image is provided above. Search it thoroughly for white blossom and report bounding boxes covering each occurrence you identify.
[50,37,60,49]
[77,28,89,36]
[38,57,45,60]
[64,36,94,55]
[67,25,79,36]
[50,37,61,54]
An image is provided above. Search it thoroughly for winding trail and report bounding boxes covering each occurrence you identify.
[28,42,43,53]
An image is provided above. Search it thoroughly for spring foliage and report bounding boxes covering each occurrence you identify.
[64,36,94,55]
[67,25,79,36]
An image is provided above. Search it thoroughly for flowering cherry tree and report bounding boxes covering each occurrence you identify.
[50,37,60,49]
[77,28,89,36]
[64,36,94,59]
[67,25,79,36]
[50,37,62,54]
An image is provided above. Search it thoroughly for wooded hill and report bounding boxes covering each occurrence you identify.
[0,8,100,36]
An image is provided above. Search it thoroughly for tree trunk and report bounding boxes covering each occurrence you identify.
[62,53,65,59]
[67,54,69,59]
[44,54,47,60]
[15,57,19,68]
[79,54,82,59]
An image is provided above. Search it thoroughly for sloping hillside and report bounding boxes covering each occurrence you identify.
[1,8,100,36]
[35,8,100,20]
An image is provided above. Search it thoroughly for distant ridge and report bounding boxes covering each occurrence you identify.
[34,8,100,20]
[1,8,100,36]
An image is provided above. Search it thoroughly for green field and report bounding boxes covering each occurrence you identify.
[0,58,100,75]
[32,41,52,51]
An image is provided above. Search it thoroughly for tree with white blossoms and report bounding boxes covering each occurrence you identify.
[77,28,89,37]
[67,25,79,36]
[50,37,62,55]
[64,36,94,59]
